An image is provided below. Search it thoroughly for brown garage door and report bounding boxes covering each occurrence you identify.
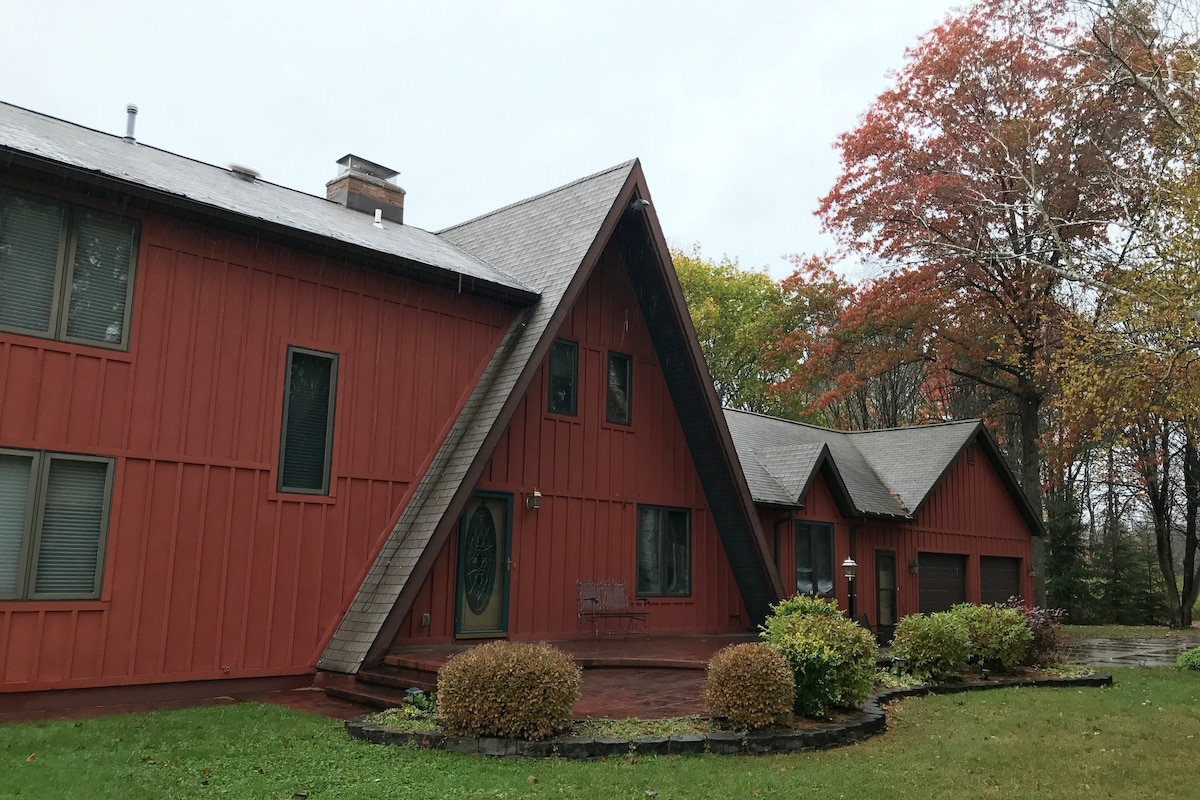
[980,556,1021,605]
[918,553,966,614]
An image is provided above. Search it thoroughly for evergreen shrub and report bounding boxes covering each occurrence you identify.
[704,642,795,730]
[890,612,970,681]
[761,612,876,717]
[949,603,1032,671]
[436,641,580,740]
[1177,647,1200,671]
[999,598,1067,665]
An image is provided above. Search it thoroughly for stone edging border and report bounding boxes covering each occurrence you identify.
[344,673,1113,758]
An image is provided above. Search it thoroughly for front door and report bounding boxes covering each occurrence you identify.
[455,492,512,638]
[876,550,897,644]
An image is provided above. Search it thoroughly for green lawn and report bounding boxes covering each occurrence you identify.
[1062,624,1200,639]
[2,668,1198,799]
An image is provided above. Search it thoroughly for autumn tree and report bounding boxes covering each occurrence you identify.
[815,0,1160,521]
[771,264,949,430]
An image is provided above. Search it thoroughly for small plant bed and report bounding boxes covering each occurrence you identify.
[347,670,1112,758]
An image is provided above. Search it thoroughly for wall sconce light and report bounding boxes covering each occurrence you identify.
[1027,563,1037,577]
[525,489,542,511]
[909,559,920,575]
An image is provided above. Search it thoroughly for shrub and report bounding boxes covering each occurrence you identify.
[999,598,1067,665]
[1177,646,1200,671]
[761,613,876,717]
[759,594,844,643]
[890,612,970,681]
[949,603,1032,672]
[436,641,581,740]
[704,643,795,730]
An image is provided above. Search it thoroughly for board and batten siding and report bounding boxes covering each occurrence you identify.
[0,191,512,692]
[758,442,1034,630]
[391,246,750,646]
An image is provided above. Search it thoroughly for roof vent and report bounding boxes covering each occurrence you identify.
[124,104,138,144]
[229,163,260,182]
[326,154,405,224]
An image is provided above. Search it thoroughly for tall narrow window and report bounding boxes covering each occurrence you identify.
[0,449,114,600]
[547,339,578,415]
[606,351,632,425]
[0,189,137,348]
[795,521,835,597]
[279,347,338,495]
[636,505,691,597]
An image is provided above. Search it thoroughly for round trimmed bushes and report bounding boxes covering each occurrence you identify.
[761,612,877,717]
[949,603,1032,671]
[436,641,581,740]
[890,612,971,681]
[1177,646,1200,671]
[705,642,795,730]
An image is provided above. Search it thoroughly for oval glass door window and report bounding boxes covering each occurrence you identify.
[464,505,498,614]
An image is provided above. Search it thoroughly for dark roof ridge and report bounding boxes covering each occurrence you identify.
[437,159,639,235]
[0,100,335,205]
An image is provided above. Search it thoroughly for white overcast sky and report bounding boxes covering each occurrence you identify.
[0,0,961,280]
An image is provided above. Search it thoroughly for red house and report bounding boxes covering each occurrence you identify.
[0,102,782,709]
[724,410,1042,641]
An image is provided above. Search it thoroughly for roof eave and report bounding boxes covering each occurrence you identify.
[0,147,540,306]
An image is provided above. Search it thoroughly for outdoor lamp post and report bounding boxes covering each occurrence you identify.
[842,557,858,619]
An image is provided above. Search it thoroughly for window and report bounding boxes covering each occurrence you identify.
[795,521,834,597]
[606,351,632,425]
[0,449,114,600]
[636,505,690,596]
[0,189,138,348]
[278,346,339,494]
[547,339,578,415]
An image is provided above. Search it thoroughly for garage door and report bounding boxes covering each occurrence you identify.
[918,553,966,614]
[980,556,1021,605]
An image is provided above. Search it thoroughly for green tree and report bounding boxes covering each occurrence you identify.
[673,245,803,417]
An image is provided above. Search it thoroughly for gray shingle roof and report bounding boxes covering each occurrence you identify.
[724,409,983,519]
[318,161,636,673]
[0,102,531,296]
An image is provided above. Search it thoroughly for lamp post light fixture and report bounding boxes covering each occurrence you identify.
[842,557,858,619]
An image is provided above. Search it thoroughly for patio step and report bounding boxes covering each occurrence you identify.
[358,665,437,693]
[324,679,410,710]
[322,664,438,710]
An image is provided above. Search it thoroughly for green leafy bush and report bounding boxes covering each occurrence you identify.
[1177,646,1200,671]
[890,612,970,681]
[759,594,844,643]
[761,613,876,717]
[949,603,1032,672]
[704,643,795,730]
[999,599,1067,665]
[436,641,580,740]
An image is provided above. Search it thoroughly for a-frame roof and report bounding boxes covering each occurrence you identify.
[319,162,782,673]
[724,409,1043,534]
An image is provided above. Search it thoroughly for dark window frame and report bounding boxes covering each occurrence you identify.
[547,338,578,416]
[606,351,633,426]
[277,346,339,495]
[636,504,692,597]
[795,520,835,598]
[0,188,139,350]
[0,447,114,601]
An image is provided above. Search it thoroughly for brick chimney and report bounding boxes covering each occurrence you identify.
[326,154,405,224]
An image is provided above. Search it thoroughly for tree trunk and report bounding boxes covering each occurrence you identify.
[1019,389,1047,605]
[1181,430,1200,627]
